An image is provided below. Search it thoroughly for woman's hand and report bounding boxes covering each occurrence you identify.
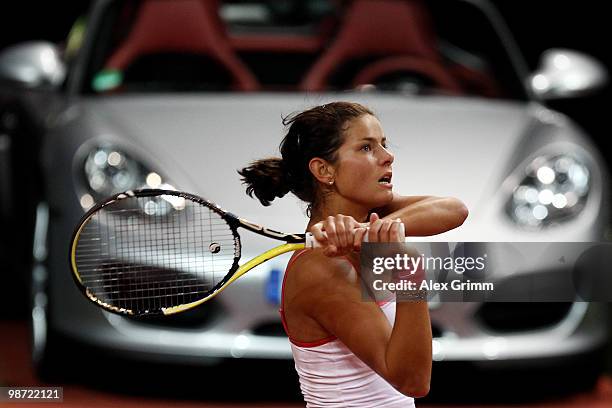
[310,213,404,257]
[310,214,368,257]
[367,213,404,244]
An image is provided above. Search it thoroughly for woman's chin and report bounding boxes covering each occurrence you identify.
[367,190,394,209]
[382,190,394,203]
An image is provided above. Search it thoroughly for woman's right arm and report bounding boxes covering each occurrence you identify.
[303,215,432,397]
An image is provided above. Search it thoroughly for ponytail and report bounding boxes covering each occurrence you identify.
[238,157,291,206]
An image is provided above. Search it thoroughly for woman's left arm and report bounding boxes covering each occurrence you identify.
[374,193,468,236]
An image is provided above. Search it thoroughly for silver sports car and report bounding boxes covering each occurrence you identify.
[0,0,608,398]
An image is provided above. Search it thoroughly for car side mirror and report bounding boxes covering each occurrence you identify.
[527,49,608,100]
[0,41,66,89]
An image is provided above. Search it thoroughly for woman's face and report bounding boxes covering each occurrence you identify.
[333,114,395,209]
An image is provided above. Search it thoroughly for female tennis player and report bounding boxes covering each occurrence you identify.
[239,102,468,407]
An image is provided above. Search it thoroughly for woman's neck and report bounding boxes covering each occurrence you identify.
[307,199,370,230]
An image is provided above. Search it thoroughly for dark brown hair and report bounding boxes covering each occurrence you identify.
[238,101,373,214]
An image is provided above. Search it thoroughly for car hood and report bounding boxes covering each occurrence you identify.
[78,93,535,241]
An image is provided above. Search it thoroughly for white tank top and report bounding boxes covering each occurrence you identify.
[280,251,416,408]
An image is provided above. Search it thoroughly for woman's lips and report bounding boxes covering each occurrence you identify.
[378,181,393,189]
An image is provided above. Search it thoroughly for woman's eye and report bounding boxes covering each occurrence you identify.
[361,144,371,151]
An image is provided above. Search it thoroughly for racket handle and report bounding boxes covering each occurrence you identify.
[305,232,323,248]
[304,222,404,249]
[398,222,406,238]
[304,231,366,248]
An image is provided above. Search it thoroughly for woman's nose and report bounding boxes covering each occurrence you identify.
[380,146,394,165]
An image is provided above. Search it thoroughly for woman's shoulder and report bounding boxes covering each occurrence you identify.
[289,250,358,286]
[286,250,365,330]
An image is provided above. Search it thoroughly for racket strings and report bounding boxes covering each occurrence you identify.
[74,195,237,313]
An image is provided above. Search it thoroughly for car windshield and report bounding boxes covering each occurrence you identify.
[82,0,527,100]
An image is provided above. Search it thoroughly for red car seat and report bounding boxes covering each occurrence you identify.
[301,0,461,93]
[105,0,259,91]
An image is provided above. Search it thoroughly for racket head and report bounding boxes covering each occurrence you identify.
[69,189,242,316]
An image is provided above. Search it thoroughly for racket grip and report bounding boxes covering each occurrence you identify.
[305,232,323,248]
[304,230,368,249]
[304,222,404,249]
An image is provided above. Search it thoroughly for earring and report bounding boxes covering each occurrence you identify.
[328,180,334,185]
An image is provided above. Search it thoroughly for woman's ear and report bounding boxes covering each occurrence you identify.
[308,157,336,184]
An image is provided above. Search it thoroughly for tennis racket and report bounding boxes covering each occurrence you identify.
[69,189,322,316]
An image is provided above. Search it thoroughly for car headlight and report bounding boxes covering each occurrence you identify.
[80,145,175,213]
[507,154,590,228]
[84,146,144,196]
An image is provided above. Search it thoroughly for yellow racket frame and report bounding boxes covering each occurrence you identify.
[162,242,304,315]
[69,189,311,316]
[71,216,304,315]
